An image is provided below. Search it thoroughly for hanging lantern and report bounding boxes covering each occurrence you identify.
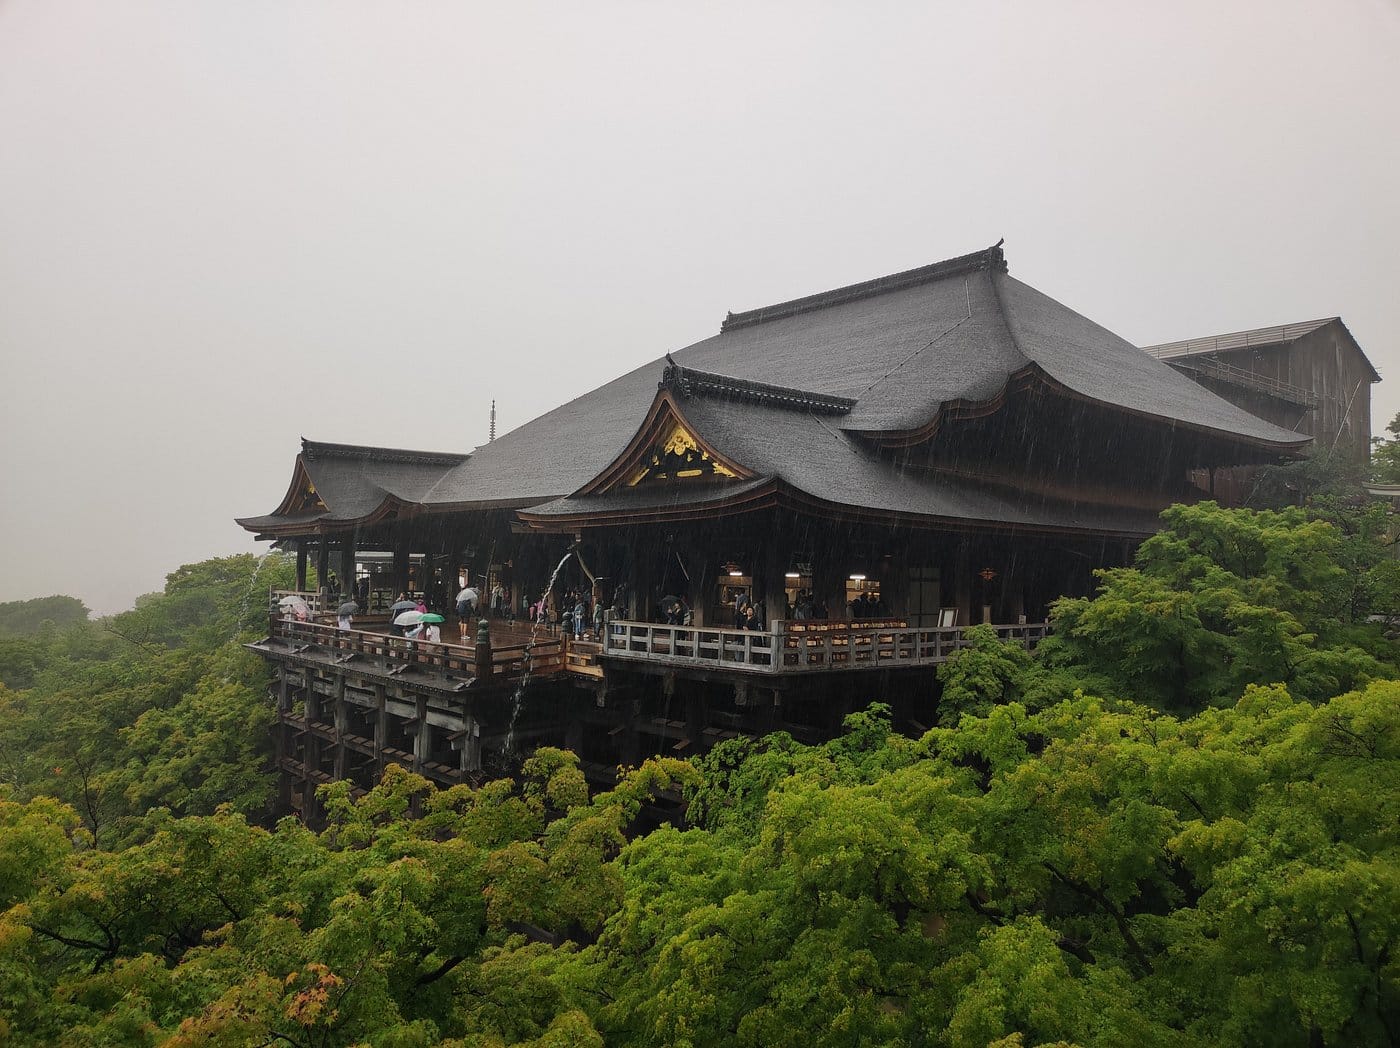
[979,567,998,581]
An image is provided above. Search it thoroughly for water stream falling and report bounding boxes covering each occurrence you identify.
[502,549,575,757]
[231,549,278,643]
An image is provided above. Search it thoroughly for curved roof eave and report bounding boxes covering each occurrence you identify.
[844,362,1311,453]
[234,495,415,538]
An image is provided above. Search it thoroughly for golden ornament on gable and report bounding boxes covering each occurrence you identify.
[626,423,738,486]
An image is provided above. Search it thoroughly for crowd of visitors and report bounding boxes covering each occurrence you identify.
[286,568,892,648]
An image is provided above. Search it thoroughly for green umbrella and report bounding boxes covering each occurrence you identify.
[419,613,446,624]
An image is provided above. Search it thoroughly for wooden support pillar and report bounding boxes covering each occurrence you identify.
[412,696,429,774]
[882,541,910,620]
[954,539,973,627]
[302,678,323,825]
[813,550,844,623]
[392,543,411,596]
[458,715,482,774]
[1005,550,1025,623]
[316,537,331,595]
[275,668,293,812]
[683,542,707,627]
[332,676,348,781]
[632,545,653,623]
[760,527,786,621]
[621,698,643,768]
[373,685,388,782]
[564,715,584,756]
[295,544,308,591]
[339,544,356,599]
[685,690,705,753]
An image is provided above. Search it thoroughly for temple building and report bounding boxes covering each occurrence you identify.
[237,242,1359,812]
[1144,318,1379,504]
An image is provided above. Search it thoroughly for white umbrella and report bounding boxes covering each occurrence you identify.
[394,610,425,627]
[278,594,310,609]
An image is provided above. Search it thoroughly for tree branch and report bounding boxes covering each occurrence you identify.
[1043,862,1154,976]
[416,954,467,987]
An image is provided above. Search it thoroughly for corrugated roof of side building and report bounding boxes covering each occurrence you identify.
[1143,317,1379,382]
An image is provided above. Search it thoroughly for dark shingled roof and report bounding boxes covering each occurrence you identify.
[235,439,467,532]
[422,242,1304,505]
[523,394,1166,536]
[241,244,1311,535]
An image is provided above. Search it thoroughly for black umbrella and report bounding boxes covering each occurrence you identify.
[338,601,359,616]
[390,599,418,613]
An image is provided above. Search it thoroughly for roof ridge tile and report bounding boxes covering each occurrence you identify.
[662,358,855,415]
[719,240,1006,332]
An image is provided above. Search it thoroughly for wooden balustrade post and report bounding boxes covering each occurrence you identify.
[474,618,493,680]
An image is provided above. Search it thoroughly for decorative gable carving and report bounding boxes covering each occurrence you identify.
[291,479,329,513]
[626,422,740,487]
[574,390,755,497]
[271,459,331,517]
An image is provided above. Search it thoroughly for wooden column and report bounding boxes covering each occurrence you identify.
[373,685,388,781]
[459,715,482,774]
[275,668,293,812]
[316,537,331,595]
[564,715,584,756]
[392,543,411,596]
[412,696,429,773]
[332,676,348,781]
[813,543,845,622]
[303,678,322,824]
[761,525,787,621]
[685,688,706,753]
[295,544,308,591]
[621,698,643,768]
[882,540,910,619]
[683,542,708,627]
[954,538,973,626]
[339,544,356,598]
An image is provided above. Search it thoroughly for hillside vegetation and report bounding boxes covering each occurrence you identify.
[0,505,1397,1047]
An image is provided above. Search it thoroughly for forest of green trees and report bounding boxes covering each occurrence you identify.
[0,494,1397,1046]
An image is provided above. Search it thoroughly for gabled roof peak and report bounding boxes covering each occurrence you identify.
[300,438,468,468]
[662,357,855,416]
[719,240,1007,333]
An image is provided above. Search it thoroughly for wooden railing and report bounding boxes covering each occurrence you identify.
[607,621,780,668]
[269,588,406,619]
[267,616,564,684]
[603,619,1049,674]
[271,589,331,617]
[266,614,1047,680]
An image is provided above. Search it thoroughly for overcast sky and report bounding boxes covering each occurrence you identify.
[1,0,1397,615]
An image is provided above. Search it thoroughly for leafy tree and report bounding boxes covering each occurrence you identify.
[0,595,90,638]
[1372,411,1400,485]
[1047,502,1392,710]
[1247,443,1370,509]
[936,623,1033,725]
[0,552,297,846]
